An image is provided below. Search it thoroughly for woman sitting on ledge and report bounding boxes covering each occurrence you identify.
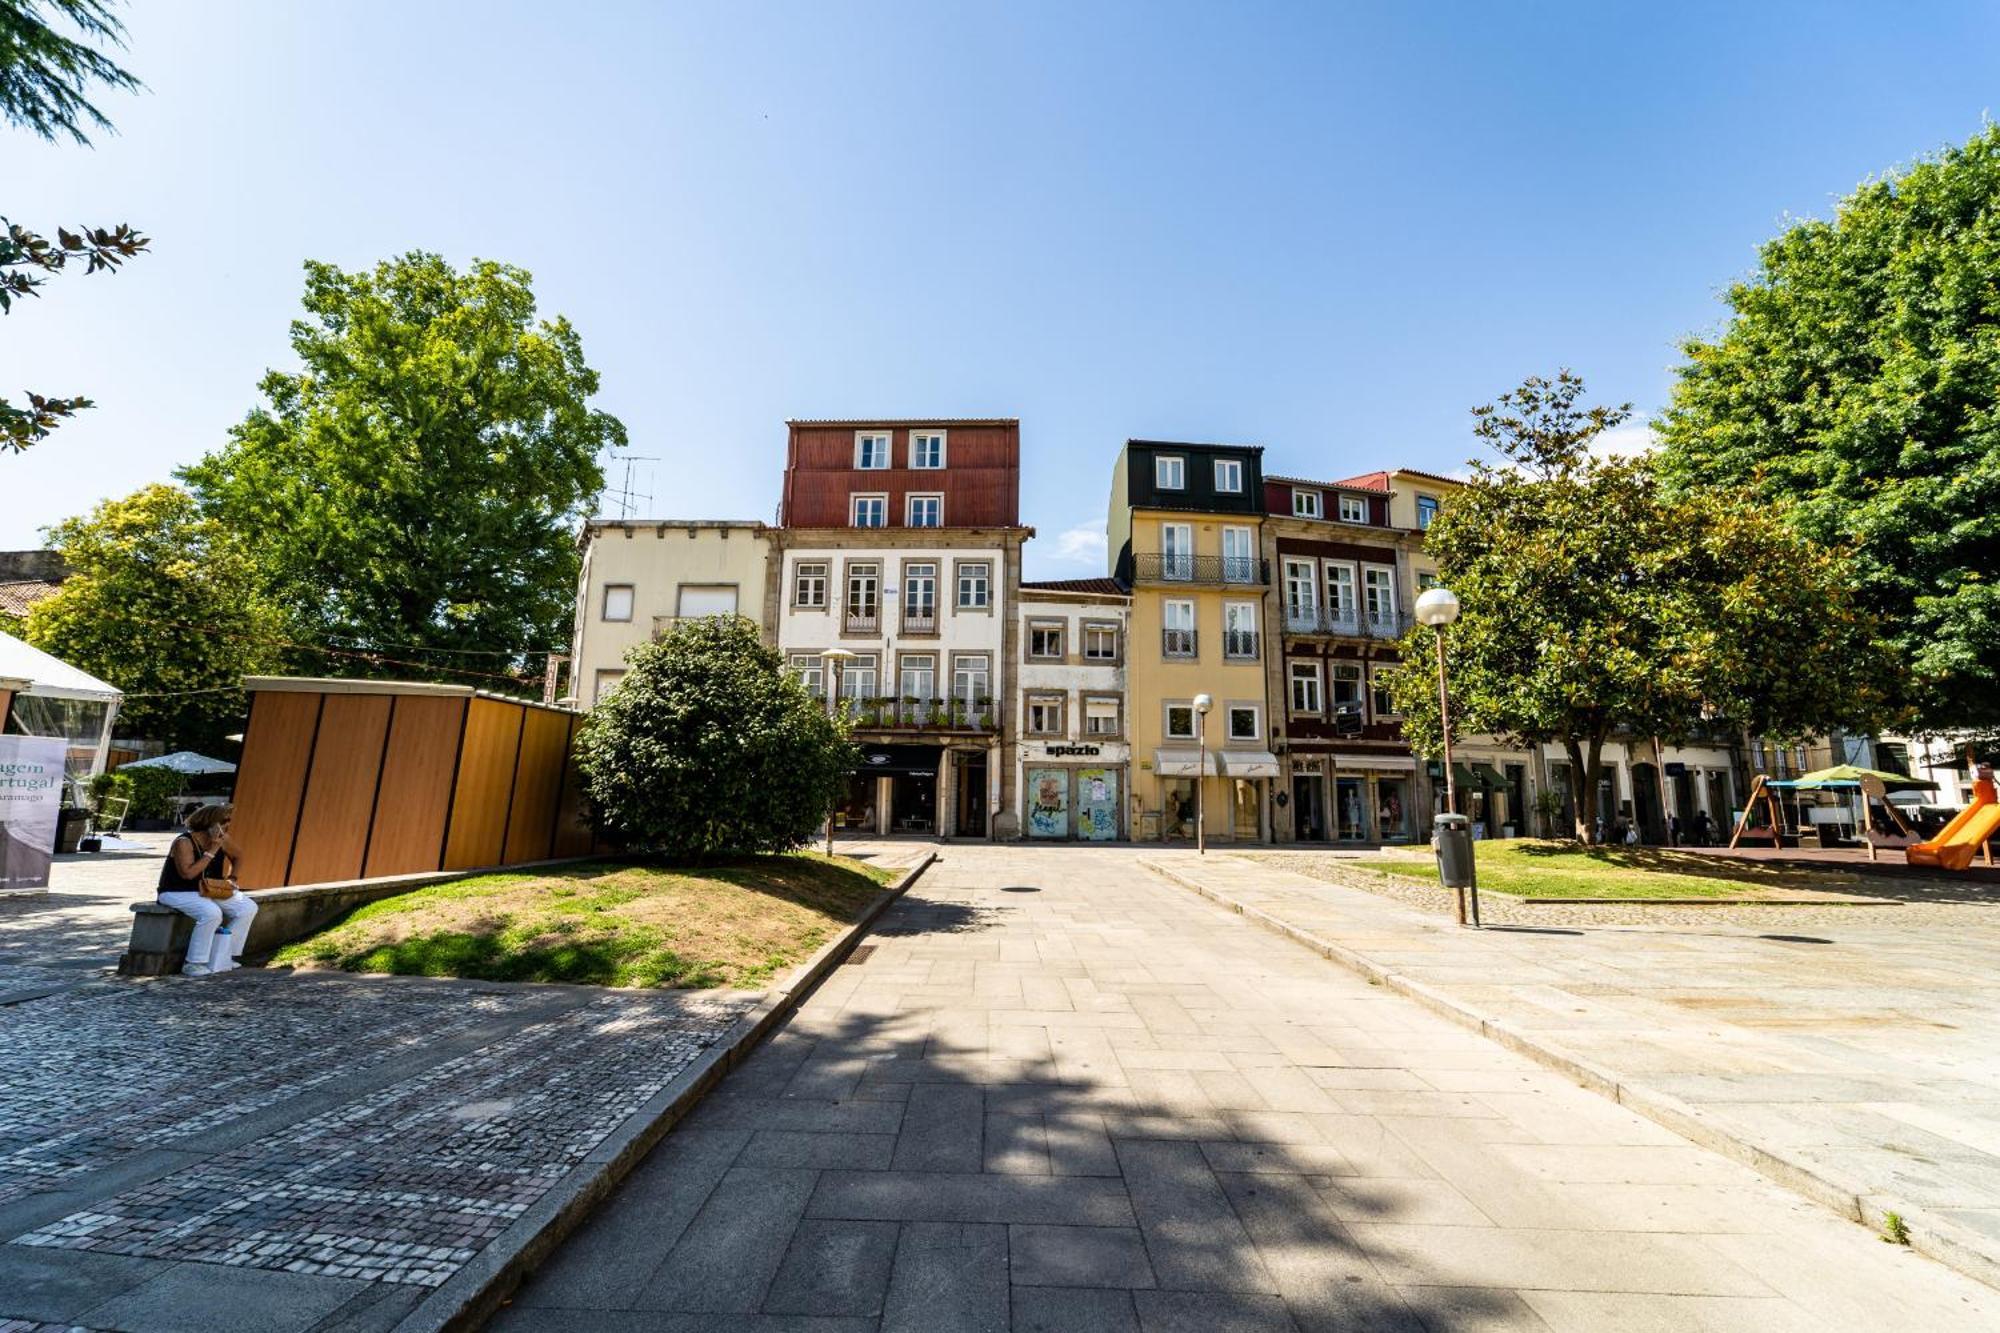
[157,803,257,977]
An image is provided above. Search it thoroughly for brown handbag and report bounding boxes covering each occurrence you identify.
[199,877,236,901]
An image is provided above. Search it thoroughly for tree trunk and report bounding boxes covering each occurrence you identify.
[1564,733,1608,843]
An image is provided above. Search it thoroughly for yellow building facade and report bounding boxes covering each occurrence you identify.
[1109,441,1277,843]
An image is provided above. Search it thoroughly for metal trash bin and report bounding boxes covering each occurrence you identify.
[1432,813,1480,926]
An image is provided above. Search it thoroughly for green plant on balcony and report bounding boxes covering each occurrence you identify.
[900,695,924,726]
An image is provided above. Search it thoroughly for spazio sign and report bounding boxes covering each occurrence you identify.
[1043,745,1102,758]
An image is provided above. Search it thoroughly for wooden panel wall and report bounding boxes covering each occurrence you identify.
[230,691,324,889]
[551,714,594,857]
[287,694,393,886]
[362,695,467,878]
[502,707,570,864]
[234,685,585,888]
[444,697,525,871]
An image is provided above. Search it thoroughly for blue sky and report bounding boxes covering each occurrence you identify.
[6,0,1998,580]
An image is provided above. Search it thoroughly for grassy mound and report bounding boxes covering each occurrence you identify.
[1355,839,1903,900]
[271,853,895,988]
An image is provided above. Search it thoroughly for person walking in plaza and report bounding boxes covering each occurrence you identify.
[156,803,257,976]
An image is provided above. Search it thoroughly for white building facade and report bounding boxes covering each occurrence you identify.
[569,520,771,705]
[1013,581,1132,840]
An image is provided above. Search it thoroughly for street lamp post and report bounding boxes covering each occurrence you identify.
[821,648,857,858]
[1193,693,1213,855]
[1414,587,1473,925]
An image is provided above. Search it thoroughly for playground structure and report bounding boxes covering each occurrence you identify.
[1906,764,1999,872]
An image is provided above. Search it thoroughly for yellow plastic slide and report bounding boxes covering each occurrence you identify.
[1907,779,1999,871]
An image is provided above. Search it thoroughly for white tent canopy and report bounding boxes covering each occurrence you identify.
[0,631,120,702]
[1,631,122,787]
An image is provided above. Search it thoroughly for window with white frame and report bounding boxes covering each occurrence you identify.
[1416,570,1441,591]
[956,561,990,609]
[1284,560,1317,628]
[1326,563,1356,620]
[593,669,626,704]
[1227,703,1261,742]
[1371,664,1398,718]
[903,563,937,621]
[1162,599,1196,656]
[1222,525,1255,582]
[793,562,828,608]
[907,494,942,527]
[1416,494,1440,529]
[1028,620,1065,660]
[1339,495,1367,523]
[1289,661,1322,713]
[1161,522,1193,579]
[845,564,879,622]
[910,431,945,469]
[851,494,887,527]
[899,654,936,700]
[1026,693,1065,736]
[855,432,890,469]
[1155,455,1186,489]
[1331,662,1364,710]
[1083,623,1119,660]
[602,584,634,621]
[1223,601,1259,659]
[841,654,878,701]
[1164,701,1198,740]
[1085,696,1121,736]
[1214,458,1243,492]
[1292,488,1321,518]
[788,653,824,698]
[952,654,989,703]
[1362,565,1397,627]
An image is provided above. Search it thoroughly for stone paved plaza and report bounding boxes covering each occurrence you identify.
[1161,849,2000,1284]
[503,844,1998,1331]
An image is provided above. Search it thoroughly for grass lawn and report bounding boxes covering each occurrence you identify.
[270,853,896,988]
[1354,839,1905,900]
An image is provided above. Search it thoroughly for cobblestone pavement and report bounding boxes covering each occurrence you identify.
[502,844,1997,1332]
[1158,850,2000,1291]
[0,969,756,1330]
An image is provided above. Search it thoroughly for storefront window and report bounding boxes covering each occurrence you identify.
[1163,778,1198,839]
[1376,778,1409,842]
[1336,776,1368,841]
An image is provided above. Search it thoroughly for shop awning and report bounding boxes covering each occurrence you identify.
[1153,748,1281,778]
[1332,753,1417,771]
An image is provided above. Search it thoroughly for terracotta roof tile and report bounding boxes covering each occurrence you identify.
[1019,577,1127,596]
[0,580,59,618]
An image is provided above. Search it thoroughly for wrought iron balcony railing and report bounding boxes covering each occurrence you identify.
[1162,628,1198,659]
[1280,607,1412,640]
[1223,629,1260,659]
[843,609,880,635]
[845,697,999,731]
[1132,553,1269,586]
[900,609,938,636]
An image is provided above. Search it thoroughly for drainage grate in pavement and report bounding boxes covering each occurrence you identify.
[845,946,876,965]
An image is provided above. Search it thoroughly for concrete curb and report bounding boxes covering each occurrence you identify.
[1140,857,2000,1294]
[391,849,936,1333]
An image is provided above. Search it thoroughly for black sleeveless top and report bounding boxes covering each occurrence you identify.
[158,833,230,895]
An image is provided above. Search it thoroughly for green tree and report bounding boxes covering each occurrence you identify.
[1,0,139,144]
[25,484,287,750]
[3,1,147,451]
[1655,125,2000,733]
[1387,372,1888,842]
[182,252,622,669]
[573,617,854,861]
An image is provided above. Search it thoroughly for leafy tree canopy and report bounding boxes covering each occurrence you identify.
[1,217,148,451]
[0,0,139,144]
[572,617,855,861]
[26,483,287,751]
[181,252,623,670]
[1655,124,2000,733]
[1388,372,1889,841]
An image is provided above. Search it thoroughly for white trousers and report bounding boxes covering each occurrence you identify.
[158,890,258,969]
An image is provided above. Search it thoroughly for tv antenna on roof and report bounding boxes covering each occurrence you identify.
[606,453,659,520]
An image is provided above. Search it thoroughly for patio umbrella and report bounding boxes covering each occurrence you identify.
[1790,764,1936,794]
[119,750,237,776]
